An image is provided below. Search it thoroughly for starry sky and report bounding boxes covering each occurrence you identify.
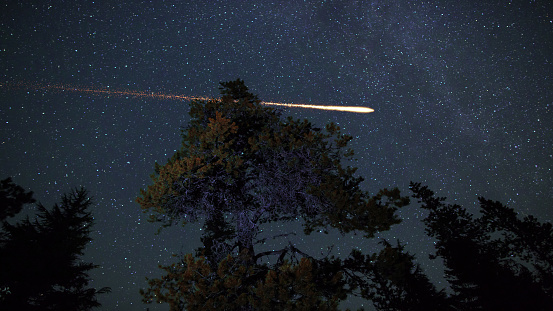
[1,1,552,310]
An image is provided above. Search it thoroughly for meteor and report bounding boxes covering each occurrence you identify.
[262,101,374,113]
[3,81,374,113]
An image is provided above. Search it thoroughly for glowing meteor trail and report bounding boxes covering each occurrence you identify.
[262,101,374,113]
[3,81,374,113]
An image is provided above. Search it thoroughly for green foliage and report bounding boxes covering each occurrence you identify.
[137,79,405,240]
[0,185,110,310]
[137,79,408,310]
[141,250,343,311]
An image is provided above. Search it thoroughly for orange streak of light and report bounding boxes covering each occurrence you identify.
[2,81,374,113]
[262,101,374,113]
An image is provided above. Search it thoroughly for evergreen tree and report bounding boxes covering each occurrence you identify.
[137,79,409,310]
[0,177,35,221]
[410,182,553,310]
[0,185,110,310]
[340,240,453,311]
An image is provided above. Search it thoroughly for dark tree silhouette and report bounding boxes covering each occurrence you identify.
[409,182,553,310]
[138,79,409,310]
[339,240,453,311]
[0,177,35,221]
[0,185,110,310]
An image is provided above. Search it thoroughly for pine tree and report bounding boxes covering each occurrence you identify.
[410,182,553,310]
[137,79,409,310]
[0,177,35,221]
[0,186,110,310]
[340,240,453,311]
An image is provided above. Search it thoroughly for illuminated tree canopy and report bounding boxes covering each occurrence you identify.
[137,79,408,310]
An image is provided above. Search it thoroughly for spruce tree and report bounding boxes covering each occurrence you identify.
[0,186,110,310]
[410,182,553,310]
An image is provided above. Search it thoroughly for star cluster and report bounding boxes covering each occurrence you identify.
[1,1,551,310]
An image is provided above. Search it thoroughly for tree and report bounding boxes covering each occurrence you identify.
[409,182,553,310]
[0,185,110,310]
[0,177,36,221]
[340,240,453,311]
[137,79,409,310]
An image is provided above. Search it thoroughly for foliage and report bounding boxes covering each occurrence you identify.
[340,240,452,311]
[0,185,110,310]
[410,182,553,310]
[137,79,409,309]
[141,250,345,311]
[0,177,35,221]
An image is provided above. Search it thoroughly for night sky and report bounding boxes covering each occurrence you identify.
[1,1,552,310]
